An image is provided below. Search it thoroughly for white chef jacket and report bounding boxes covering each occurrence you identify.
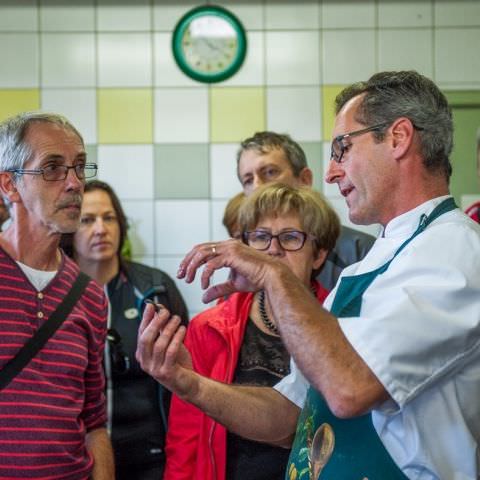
[275,196,480,480]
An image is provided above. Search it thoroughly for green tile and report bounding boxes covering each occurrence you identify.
[210,87,265,142]
[300,141,323,192]
[98,88,152,144]
[322,85,345,141]
[0,89,40,123]
[154,144,209,199]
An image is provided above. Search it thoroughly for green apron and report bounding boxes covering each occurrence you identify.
[286,198,458,480]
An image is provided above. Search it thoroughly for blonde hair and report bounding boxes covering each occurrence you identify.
[222,192,246,238]
[238,182,340,252]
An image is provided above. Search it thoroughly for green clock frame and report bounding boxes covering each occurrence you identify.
[172,5,247,84]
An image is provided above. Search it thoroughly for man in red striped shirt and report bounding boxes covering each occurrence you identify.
[0,112,114,479]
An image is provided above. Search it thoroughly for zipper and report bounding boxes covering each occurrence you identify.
[208,327,234,480]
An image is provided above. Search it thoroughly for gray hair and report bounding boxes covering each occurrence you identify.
[335,71,453,180]
[0,111,84,173]
[236,131,308,179]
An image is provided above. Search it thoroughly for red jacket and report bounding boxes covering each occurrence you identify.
[164,283,329,480]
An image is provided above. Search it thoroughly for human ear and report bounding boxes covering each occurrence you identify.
[298,167,313,187]
[312,247,328,270]
[0,172,20,204]
[389,117,415,160]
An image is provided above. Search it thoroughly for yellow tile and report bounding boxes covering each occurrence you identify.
[210,87,265,143]
[322,85,345,141]
[98,89,152,144]
[0,90,40,123]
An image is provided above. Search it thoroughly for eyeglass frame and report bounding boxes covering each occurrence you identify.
[243,229,314,252]
[330,123,388,164]
[6,163,98,182]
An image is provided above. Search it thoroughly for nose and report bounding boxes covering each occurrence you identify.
[93,217,107,234]
[266,236,284,257]
[324,158,345,185]
[252,174,265,191]
[65,166,83,192]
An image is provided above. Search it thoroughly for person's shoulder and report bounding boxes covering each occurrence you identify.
[340,225,376,245]
[123,260,175,287]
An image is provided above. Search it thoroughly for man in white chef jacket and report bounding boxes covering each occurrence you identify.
[137,70,480,480]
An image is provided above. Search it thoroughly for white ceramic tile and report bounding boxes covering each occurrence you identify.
[267,86,321,142]
[121,200,155,256]
[0,33,38,87]
[216,1,264,30]
[322,0,375,28]
[435,28,480,84]
[378,0,432,27]
[323,29,376,84]
[0,0,37,31]
[266,31,320,86]
[132,255,156,268]
[222,31,264,86]
[379,29,433,78]
[265,1,319,29]
[434,0,480,27]
[41,33,95,87]
[41,89,97,144]
[154,88,209,143]
[153,1,199,31]
[155,255,210,319]
[97,145,154,200]
[40,0,95,31]
[97,0,151,31]
[155,200,210,255]
[98,33,152,87]
[153,33,198,87]
[211,199,232,241]
[210,143,242,198]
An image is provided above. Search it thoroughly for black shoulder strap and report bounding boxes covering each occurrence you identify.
[0,271,91,391]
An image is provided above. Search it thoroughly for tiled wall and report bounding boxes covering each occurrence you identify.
[1,0,480,316]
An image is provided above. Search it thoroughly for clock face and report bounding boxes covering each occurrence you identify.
[172,6,247,83]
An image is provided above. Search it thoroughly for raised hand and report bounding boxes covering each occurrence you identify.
[177,239,280,303]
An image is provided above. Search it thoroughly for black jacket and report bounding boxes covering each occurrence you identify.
[106,261,188,474]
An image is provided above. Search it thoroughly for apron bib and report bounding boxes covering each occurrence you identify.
[286,198,457,480]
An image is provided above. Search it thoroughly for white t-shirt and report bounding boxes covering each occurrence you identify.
[17,261,57,291]
[275,196,480,480]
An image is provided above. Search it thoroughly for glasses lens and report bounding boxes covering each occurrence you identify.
[278,231,306,251]
[331,139,343,163]
[83,164,98,179]
[43,165,67,181]
[246,231,271,250]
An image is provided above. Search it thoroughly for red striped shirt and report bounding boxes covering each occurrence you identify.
[0,247,107,479]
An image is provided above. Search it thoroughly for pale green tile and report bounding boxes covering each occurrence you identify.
[154,144,209,199]
[300,142,323,192]
[98,88,152,144]
[210,87,265,143]
[322,85,345,141]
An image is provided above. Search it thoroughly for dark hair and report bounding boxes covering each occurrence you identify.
[61,180,128,261]
[236,131,308,179]
[335,70,453,180]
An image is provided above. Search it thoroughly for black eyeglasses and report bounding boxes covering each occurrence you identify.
[243,230,312,251]
[7,163,97,182]
[330,123,388,164]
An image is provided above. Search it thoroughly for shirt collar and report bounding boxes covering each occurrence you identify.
[382,195,452,239]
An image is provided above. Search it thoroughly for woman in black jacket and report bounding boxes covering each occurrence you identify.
[63,180,188,480]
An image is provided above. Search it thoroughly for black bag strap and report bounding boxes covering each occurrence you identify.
[0,271,91,391]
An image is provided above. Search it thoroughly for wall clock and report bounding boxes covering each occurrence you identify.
[172,5,247,83]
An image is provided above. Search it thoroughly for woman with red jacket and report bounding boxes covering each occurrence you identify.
[165,183,340,480]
